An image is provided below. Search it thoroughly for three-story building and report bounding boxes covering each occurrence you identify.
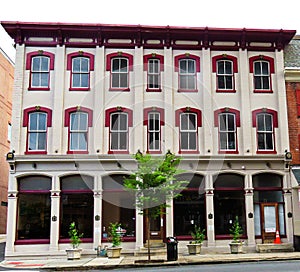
[1,21,296,257]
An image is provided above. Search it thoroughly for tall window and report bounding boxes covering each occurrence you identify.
[147,59,160,90]
[148,112,160,152]
[23,107,52,154]
[217,60,234,90]
[219,113,236,151]
[28,112,47,152]
[16,176,51,242]
[180,113,197,151]
[110,112,128,151]
[65,107,93,154]
[31,56,50,88]
[254,61,270,90]
[179,59,196,90]
[71,57,89,88]
[111,58,129,89]
[257,113,274,151]
[69,112,88,151]
[249,55,274,93]
[60,175,93,242]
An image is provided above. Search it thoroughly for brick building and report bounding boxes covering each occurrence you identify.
[0,47,14,234]
[1,21,297,258]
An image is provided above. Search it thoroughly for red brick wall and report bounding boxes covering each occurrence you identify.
[0,51,13,234]
[286,82,300,165]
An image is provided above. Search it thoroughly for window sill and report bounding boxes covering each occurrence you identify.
[15,239,50,245]
[146,150,162,154]
[109,88,130,92]
[108,150,129,154]
[253,89,273,93]
[67,150,89,154]
[216,89,236,93]
[25,151,47,155]
[146,88,162,92]
[28,87,50,91]
[59,238,93,244]
[177,89,198,93]
[218,150,239,154]
[179,150,199,154]
[69,87,90,91]
[256,150,277,154]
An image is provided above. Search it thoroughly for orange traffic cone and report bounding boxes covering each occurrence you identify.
[274,230,281,244]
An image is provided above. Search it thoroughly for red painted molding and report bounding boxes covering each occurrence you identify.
[174,54,200,72]
[23,106,53,127]
[66,51,95,71]
[249,55,275,74]
[64,106,93,127]
[212,54,238,73]
[143,107,165,126]
[175,107,202,127]
[105,107,133,127]
[106,52,134,71]
[26,51,55,70]
[143,53,164,71]
[252,108,278,127]
[213,108,241,127]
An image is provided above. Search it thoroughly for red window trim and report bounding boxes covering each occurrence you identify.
[175,107,201,154]
[106,52,133,92]
[15,239,50,245]
[64,106,93,154]
[23,107,52,155]
[212,54,238,92]
[143,107,165,154]
[67,52,95,91]
[105,107,133,154]
[252,108,278,154]
[249,55,274,93]
[144,54,164,92]
[26,51,55,91]
[174,54,200,93]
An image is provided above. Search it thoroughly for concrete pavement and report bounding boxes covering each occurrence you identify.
[1,251,300,270]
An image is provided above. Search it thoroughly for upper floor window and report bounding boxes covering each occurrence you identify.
[249,55,274,93]
[252,109,278,153]
[214,108,240,154]
[175,107,202,153]
[174,54,200,92]
[67,52,94,91]
[26,51,55,91]
[64,107,93,154]
[144,54,164,92]
[23,107,52,154]
[212,55,238,92]
[105,107,133,154]
[144,107,165,153]
[106,52,133,91]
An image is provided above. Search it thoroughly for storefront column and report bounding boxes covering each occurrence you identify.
[244,174,255,246]
[165,199,173,238]
[5,190,18,255]
[93,175,102,249]
[205,174,215,247]
[283,174,293,243]
[49,175,61,251]
[135,206,143,249]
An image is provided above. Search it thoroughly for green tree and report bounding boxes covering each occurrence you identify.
[124,150,187,261]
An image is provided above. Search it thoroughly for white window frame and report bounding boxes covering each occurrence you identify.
[71,57,90,88]
[180,112,197,151]
[257,113,274,150]
[28,112,47,151]
[69,112,88,151]
[110,112,128,151]
[111,57,129,89]
[254,60,270,90]
[147,59,160,90]
[217,60,234,90]
[30,56,50,88]
[218,113,236,151]
[179,59,196,90]
[148,112,161,151]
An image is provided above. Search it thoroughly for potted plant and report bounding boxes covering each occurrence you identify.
[187,225,205,255]
[229,216,243,254]
[106,222,122,258]
[66,222,84,260]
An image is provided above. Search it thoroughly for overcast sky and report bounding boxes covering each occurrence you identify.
[1,0,300,61]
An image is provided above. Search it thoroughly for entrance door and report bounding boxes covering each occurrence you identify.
[261,203,279,243]
[144,208,165,242]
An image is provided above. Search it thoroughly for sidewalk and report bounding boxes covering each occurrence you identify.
[1,251,300,270]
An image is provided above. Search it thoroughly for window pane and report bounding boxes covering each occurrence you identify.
[179,60,187,74]
[120,73,128,88]
[31,74,40,87]
[188,114,196,130]
[220,132,227,149]
[73,58,81,72]
[70,133,79,150]
[181,132,188,149]
[70,113,79,130]
[29,132,37,150]
[41,57,49,71]
[254,76,262,89]
[111,73,119,88]
[119,132,127,149]
[254,62,261,75]
[119,114,127,131]
[29,113,38,130]
[265,115,273,131]
[225,76,233,89]
[217,61,224,74]
[189,132,196,149]
[188,60,195,73]
[32,57,41,71]
[72,74,80,87]
[180,114,188,130]
[262,76,270,89]
[120,59,128,72]
[78,133,87,150]
[257,133,265,149]
[111,114,119,131]
[227,114,235,131]
[37,133,46,150]
[179,75,187,89]
[79,113,88,130]
[81,58,89,72]
[219,114,226,131]
[41,73,49,87]
[112,59,120,72]
[257,115,265,131]
[187,75,195,89]
[218,76,225,89]
[228,132,235,149]
[225,61,232,74]
[266,133,273,149]
[38,113,47,130]
[261,62,269,75]
[111,132,118,149]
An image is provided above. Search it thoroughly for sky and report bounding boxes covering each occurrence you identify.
[1,0,300,61]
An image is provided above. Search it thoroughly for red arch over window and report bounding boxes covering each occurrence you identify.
[66,51,95,71]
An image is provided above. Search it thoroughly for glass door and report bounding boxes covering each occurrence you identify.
[261,203,279,243]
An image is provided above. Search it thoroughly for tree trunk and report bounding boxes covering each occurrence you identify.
[146,208,151,262]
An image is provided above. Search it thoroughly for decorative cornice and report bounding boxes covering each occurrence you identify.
[1,21,296,51]
[285,68,300,82]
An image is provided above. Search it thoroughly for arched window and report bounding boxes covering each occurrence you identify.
[102,174,136,241]
[59,175,94,242]
[173,173,206,239]
[213,173,246,238]
[16,176,51,243]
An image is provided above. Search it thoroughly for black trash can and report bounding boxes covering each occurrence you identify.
[166,236,178,261]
